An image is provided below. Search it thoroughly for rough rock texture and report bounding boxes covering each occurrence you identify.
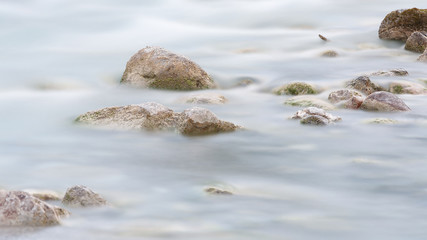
[369,69,409,77]
[121,46,216,90]
[291,107,341,126]
[62,185,107,207]
[360,91,410,112]
[204,187,232,195]
[389,81,427,94]
[321,50,338,57]
[328,89,364,109]
[284,96,335,110]
[0,191,67,226]
[405,31,427,52]
[273,82,317,95]
[418,49,427,62]
[346,76,385,95]
[176,107,239,136]
[76,102,176,130]
[24,189,62,201]
[379,8,427,41]
[364,118,399,124]
[181,93,227,104]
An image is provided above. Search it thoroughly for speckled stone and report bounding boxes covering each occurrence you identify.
[379,8,427,41]
[360,91,410,112]
[62,185,107,207]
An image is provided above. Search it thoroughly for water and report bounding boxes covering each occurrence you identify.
[1,0,427,239]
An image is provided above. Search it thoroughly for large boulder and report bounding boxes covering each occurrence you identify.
[273,82,317,95]
[291,107,341,126]
[121,46,216,90]
[379,8,427,41]
[360,91,410,112]
[284,96,335,110]
[328,89,364,109]
[405,31,427,52]
[389,81,427,95]
[346,76,385,95]
[62,185,107,207]
[0,190,67,226]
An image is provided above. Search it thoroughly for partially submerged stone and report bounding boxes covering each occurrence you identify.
[389,81,427,94]
[273,82,317,95]
[379,8,427,41]
[291,107,341,126]
[24,189,62,201]
[62,185,107,207]
[0,190,67,226]
[318,34,329,41]
[360,91,410,112]
[364,118,399,124]
[328,89,364,109]
[369,68,409,77]
[204,187,233,195]
[405,31,427,52]
[346,76,385,95]
[181,93,227,104]
[321,50,338,57]
[418,49,427,62]
[284,96,335,110]
[176,107,239,136]
[121,46,216,90]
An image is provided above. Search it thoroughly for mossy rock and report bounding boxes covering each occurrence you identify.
[379,8,427,41]
[273,82,317,95]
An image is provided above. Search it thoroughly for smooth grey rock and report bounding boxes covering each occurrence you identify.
[0,190,67,226]
[389,81,427,94]
[360,91,410,112]
[121,46,216,90]
[346,76,385,95]
[405,31,427,52]
[328,89,364,109]
[291,107,341,126]
[284,96,335,110]
[379,8,427,41]
[62,185,107,207]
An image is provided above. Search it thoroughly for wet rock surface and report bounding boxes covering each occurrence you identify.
[389,81,427,95]
[284,96,335,110]
[360,91,410,112]
[405,31,427,53]
[273,82,317,95]
[379,8,427,41]
[346,76,385,95]
[291,107,341,126]
[62,185,107,207]
[0,190,66,226]
[328,89,364,109]
[121,46,216,90]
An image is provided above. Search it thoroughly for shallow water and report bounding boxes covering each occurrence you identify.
[1,0,427,239]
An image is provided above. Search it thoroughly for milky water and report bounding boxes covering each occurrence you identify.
[1,0,427,239]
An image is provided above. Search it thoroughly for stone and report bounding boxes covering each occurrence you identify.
[389,81,427,94]
[360,91,410,112]
[328,89,364,109]
[0,190,67,226]
[318,34,328,41]
[346,76,385,95]
[379,8,427,41]
[24,189,62,201]
[62,185,107,207]
[176,107,239,136]
[204,187,232,195]
[364,118,399,124]
[418,49,427,62]
[121,46,216,90]
[321,50,338,57]
[75,102,176,131]
[369,68,409,77]
[405,31,427,52]
[180,93,227,104]
[291,107,341,126]
[284,96,335,110]
[273,82,317,95]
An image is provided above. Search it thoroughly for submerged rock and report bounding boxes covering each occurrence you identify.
[121,46,216,90]
[346,76,385,95]
[360,91,410,112]
[284,96,335,110]
[364,118,399,124]
[204,187,233,195]
[291,107,341,126]
[328,89,364,109]
[321,50,338,57]
[180,93,227,104]
[389,81,427,94]
[0,190,67,226]
[405,31,427,52]
[318,34,329,41]
[379,8,427,41]
[62,185,107,207]
[369,68,409,77]
[273,82,317,95]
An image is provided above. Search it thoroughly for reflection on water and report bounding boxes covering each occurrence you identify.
[1,0,427,239]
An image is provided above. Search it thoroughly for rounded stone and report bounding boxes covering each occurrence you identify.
[389,81,427,95]
[360,91,410,112]
[284,96,335,110]
[328,89,364,109]
[273,82,317,96]
[405,31,427,52]
[379,8,427,41]
[346,76,385,95]
[62,185,107,207]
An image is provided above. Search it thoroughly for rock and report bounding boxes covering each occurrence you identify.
[204,187,232,195]
[328,89,364,109]
[346,76,385,95]
[364,118,399,124]
[284,96,335,110]
[181,93,227,104]
[291,107,341,126]
[24,189,62,201]
[418,49,427,62]
[0,190,67,226]
[379,8,427,41]
[319,34,329,41]
[321,50,338,57]
[176,107,239,136]
[389,81,427,94]
[62,185,107,207]
[369,68,409,77]
[273,82,317,95]
[360,91,410,112]
[75,102,177,131]
[405,31,427,52]
[121,46,216,90]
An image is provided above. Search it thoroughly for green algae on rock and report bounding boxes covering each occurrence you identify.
[379,8,427,41]
[389,81,427,95]
[121,46,216,90]
[273,82,317,95]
